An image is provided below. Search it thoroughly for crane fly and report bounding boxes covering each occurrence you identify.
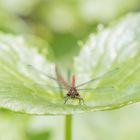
[26,64,119,105]
[55,67,85,105]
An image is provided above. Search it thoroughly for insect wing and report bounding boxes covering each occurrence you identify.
[55,65,70,91]
[24,64,70,91]
[25,64,58,82]
[0,78,66,93]
[77,86,115,93]
[76,68,119,88]
[32,83,66,91]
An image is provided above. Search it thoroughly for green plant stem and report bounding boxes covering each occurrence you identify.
[65,115,72,140]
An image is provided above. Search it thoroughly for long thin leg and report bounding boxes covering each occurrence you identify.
[80,98,85,105]
[75,96,85,105]
[64,96,70,104]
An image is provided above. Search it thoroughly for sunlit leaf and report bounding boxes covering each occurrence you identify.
[75,13,140,111]
[0,13,140,115]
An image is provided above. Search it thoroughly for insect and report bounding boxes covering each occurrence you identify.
[56,72,85,105]
[26,64,119,105]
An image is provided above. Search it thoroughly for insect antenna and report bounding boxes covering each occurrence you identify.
[76,68,119,88]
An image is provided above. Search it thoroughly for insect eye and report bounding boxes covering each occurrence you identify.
[75,93,79,96]
[67,93,70,96]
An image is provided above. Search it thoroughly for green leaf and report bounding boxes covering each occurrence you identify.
[0,13,140,115]
[75,13,140,111]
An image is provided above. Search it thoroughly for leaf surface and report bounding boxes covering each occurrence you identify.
[0,14,140,115]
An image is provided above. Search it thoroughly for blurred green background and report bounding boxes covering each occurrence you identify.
[0,0,140,140]
[1,0,140,62]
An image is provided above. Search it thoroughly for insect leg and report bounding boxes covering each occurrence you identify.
[75,96,85,105]
[81,98,85,105]
[64,96,70,104]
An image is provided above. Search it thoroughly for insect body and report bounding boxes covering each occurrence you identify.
[63,76,85,105]
[27,64,119,105]
[64,87,84,105]
[54,67,85,104]
[55,67,118,105]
